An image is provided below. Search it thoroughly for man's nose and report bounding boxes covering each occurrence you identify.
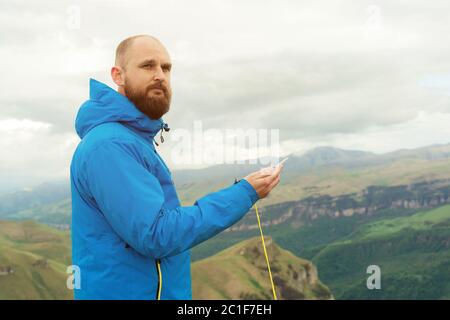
[153,66,166,83]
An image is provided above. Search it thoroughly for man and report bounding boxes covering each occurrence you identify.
[70,35,283,300]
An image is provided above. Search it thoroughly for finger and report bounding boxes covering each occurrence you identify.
[246,168,272,180]
[253,170,274,180]
[262,168,280,186]
[271,164,283,177]
[269,175,280,190]
[264,175,280,197]
[244,171,264,180]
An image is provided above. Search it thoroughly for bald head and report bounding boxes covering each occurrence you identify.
[115,35,163,69]
[111,34,173,120]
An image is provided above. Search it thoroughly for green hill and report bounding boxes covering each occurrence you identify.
[0,220,330,300]
[2,142,450,299]
[311,204,450,299]
[190,176,450,262]
[1,201,449,300]
[0,220,72,299]
[192,236,332,300]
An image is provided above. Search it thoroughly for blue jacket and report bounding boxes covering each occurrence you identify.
[70,79,259,299]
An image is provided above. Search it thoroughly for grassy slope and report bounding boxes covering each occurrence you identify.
[0,220,72,300]
[1,203,449,299]
[0,220,331,300]
[311,204,450,299]
[191,207,420,262]
[191,236,332,300]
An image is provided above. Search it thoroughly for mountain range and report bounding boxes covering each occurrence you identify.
[2,142,450,227]
[1,142,450,299]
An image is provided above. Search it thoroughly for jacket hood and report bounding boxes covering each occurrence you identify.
[75,78,168,141]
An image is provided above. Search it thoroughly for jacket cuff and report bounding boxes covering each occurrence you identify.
[236,179,259,205]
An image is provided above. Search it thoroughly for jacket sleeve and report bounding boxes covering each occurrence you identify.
[83,139,259,259]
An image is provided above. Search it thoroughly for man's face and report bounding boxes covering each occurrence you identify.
[121,38,172,120]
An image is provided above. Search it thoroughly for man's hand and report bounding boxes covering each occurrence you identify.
[243,164,284,199]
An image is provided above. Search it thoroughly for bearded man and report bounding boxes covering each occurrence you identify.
[70,35,283,299]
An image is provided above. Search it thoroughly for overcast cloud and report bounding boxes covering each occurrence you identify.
[1,0,450,193]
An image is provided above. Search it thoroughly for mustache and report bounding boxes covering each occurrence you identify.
[146,83,169,95]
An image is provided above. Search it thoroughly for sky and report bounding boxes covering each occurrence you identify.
[1,0,450,193]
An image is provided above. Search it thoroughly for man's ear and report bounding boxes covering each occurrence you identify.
[111,66,125,87]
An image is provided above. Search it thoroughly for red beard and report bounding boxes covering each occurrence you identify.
[124,81,171,120]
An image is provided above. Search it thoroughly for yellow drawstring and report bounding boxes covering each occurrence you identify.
[254,203,277,300]
[156,260,162,300]
[155,202,276,300]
